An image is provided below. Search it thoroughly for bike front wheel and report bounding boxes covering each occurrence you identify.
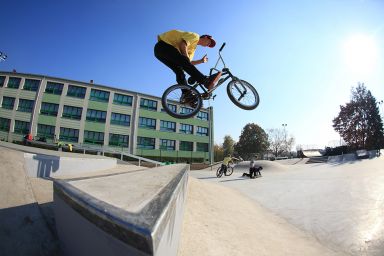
[227,79,260,110]
[162,84,202,119]
[225,167,234,176]
[216,167,223,178]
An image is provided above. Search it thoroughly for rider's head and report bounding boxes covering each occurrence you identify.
[199,35,216,48]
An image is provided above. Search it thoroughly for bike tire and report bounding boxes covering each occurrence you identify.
[161,84,202,119]
[216,167,223,178]
[226,79,260,110]
[225,167,234,176]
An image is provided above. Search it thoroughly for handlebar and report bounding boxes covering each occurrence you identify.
[219,43,226,52]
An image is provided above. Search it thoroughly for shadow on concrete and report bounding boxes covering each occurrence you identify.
[197,176,218,180]
[0,203,60,256]
[33,155,60,178]
[219,177,249,182]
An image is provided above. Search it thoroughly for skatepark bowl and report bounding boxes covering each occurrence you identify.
[0,140,383,256]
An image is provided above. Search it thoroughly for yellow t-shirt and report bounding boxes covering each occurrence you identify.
[158,30,199,61]
[223,157,232,165]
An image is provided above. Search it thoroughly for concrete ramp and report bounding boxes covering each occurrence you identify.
[54,164,189,256]
[0,148,58,256]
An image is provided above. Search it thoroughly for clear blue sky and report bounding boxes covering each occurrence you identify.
[1,0,383,149]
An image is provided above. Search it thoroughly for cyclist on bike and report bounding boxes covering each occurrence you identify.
[221,154,235,175]
[154,30,222,99]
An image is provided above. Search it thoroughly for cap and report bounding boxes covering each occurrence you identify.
[200,34,216,48]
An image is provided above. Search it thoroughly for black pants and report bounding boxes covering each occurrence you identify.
[221,164,228,174]
[154,40,206,85]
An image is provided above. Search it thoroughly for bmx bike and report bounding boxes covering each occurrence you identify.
[216,163,235,178]
[161,42,260,119]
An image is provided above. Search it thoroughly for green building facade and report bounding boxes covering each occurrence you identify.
[0,71,214,163]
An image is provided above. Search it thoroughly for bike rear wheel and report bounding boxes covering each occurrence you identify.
[227,79,260,110]
[216,167,223,178]
[162,84,202,119]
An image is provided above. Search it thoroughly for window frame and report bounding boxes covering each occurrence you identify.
[90,89,110,102]
[139,117,156,129]
[67,85,86,99]
[40,102,59,116]
[62,105,82,120]
[1,96,15,110]
[23,79,40,91]
[17,99,34,113]
[113,93,133,106]
[45,81,64,95]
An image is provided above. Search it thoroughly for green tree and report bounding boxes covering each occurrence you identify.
[222,135,235,156]
[234,123,269,160]
[333,83,384,150]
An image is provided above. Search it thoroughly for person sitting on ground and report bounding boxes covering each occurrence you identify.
[243,159,263,178]
[154,29,222,105]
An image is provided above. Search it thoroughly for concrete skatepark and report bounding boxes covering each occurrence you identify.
[0,141,383,255]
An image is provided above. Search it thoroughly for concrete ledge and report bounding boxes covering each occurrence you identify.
[24,153,117,177]
[53,164,189,256]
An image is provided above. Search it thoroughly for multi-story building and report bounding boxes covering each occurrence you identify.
[0,71,214,163]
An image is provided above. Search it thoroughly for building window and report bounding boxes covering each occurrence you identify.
[0,76,5,87]
[84,131,104,145]
[137,136,155,149]
[0,117,11,132]
[7,77,21,89]
[197,111,209,121]
[179,123,193,134]
[86,109,107,123]
[109,133,129,147]
[180,141,193,151]
[111,113,130,126]
[37,124,55,139]
[23,79,40,91]
[140,98,157,111]
[180,107,193,114]
[197,142,209,152]
[161,103,176,113]
[60,127,79,142]
[67,85,86,98]
[160,120,176,132]
[139,117,156,129]
[160,139,175,151]
[90,89,110,102]
[40,102,59,116]
[17,99,34,113]
[45,81,63,95]
[2,97,15,110]
[14,120,30,134]
[62,105,82,120]
[197,126,209,136]
[113,93,133,106]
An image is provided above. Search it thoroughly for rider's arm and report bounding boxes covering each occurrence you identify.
[180,40,205,65]
[179,40,190,59]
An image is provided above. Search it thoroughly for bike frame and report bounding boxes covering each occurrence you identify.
[191,43,247,100]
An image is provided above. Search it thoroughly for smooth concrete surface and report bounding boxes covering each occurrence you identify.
[54,164,189,256]
[24,152,117,178]
[191,157,384,255]
[0,147,59,256]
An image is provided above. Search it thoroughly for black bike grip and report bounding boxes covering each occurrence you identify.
[219,43,226,52]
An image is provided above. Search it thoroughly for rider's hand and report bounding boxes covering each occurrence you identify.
[201,54,208,63]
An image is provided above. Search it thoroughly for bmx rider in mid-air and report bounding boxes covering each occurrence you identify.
[154,29,221,100]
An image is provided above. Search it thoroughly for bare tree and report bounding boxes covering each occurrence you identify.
[268,128,295,157]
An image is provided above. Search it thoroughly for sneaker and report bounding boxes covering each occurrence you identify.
[203,72,222,91]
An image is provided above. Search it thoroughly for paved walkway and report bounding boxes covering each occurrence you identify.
[190,157,384,256]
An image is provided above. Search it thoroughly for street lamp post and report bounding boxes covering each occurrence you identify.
[282,124,287,157]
